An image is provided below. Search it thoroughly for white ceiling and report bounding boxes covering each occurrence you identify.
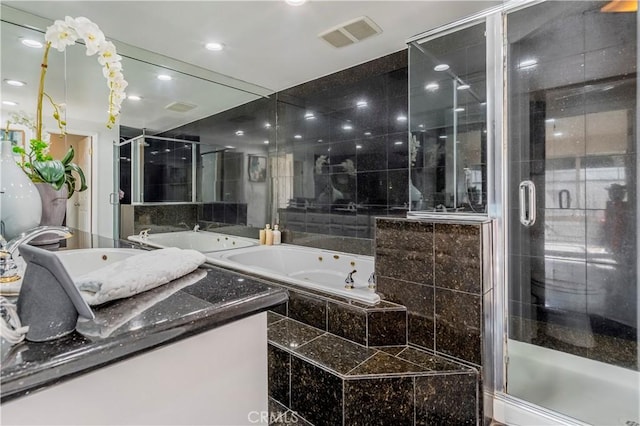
[1,1,500,134]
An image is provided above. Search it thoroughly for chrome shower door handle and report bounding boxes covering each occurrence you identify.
[519,180,536,227]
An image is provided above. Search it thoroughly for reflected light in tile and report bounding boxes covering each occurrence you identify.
[342,124,353,130]
[396,115,407,122]
[235,130,244,136]
[518,58,538,69]
[356,100,368,108]
[21,39,43,48]
[294,134,302,139]
[434,64,449,72]
[454,107,465,112]
[457,84,470,90]
[304,112,315,120]
[394,141,403,145]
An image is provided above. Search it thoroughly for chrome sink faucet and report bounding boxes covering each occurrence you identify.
[0,226,73,283]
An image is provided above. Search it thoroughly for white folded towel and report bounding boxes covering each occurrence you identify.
[75,247,207,306]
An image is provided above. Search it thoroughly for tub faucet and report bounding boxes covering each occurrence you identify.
[0,226,73,283]
[193,224,200,232]
[368,272,376,289]
[138,228,151,239]
[344,269,357,289]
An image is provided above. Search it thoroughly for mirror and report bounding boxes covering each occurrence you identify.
[409,22,488,214]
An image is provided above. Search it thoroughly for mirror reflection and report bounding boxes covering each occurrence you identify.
[409,22,487,214]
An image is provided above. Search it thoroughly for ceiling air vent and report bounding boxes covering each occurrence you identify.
[319,16,382,48]
[165,101,197,113]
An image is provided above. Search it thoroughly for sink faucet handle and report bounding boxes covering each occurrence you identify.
[368,272,376,289]
[139,228,151,239]
[344,269,357,289]
[193,224,200,232]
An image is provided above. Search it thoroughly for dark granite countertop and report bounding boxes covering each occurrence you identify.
[0,230,288,403]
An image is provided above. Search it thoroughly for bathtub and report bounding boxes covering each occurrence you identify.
[128,231,257,252]
[206,245,379,304]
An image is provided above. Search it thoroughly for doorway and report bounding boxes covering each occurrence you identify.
[48,132,93,234]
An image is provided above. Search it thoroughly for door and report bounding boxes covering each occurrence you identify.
[48,133,92,233]
[505,2,638,425]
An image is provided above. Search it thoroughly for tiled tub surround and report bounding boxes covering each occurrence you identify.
[268,313,480,425]
[375,217,492,368]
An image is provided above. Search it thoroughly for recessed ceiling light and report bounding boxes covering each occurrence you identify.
[150,151,159,155]
[396,115,407,122]
[235,130,244,136]
[264,140,270,144]
[264,122,272,128]
[294,134,302,139]
[2,100,18,106]
[285,0,307,5]
[518,58,538,69]
[356,100,368,108]
[205,42,224,51]
[225,145,235,149]
[434,64,449,72]
[439,135,448,139]
[394,141,403,145]
[5,79,26,87]
[157,74,172,81]
[181,157,187,160]
[553,132,563,137]
[21,39,43,48]
[454,107,465,112]
[304,112,315,120]
[418,124,425,128]
[127,95,142,101]
[364,131,372,136]
[457,84,470,90]
[342,124,353,130]
[317,139,323,143]
[545,118,555,123]
[165,149,171,152]
[425,82,439,91]
[356,145,363,149]
[480,102,487,106]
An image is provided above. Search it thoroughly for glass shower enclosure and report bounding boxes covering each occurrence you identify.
[409,1,638,424]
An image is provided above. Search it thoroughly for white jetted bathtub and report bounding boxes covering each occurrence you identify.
[207,245,379,304]
[128,231,257,252]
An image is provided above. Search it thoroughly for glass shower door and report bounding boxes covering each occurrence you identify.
[506,2,638,424]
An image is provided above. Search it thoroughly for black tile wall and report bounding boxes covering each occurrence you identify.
[343,377,414,426]
[327,302,367,345]
[415,373,478,425]
[367,310,407,346]
[268,345,290,406]
[375,217,487,368]
[290,356,343,426]
[288,292,327,330]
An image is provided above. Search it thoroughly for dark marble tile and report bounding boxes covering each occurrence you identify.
[290,356,343,426]
[376,276,434,349]
[238,204,248,225]
[268,318,324,350]
[327,301,367,345]
[397,347,467,372]
[295,334,375,375]
[435,288,482,365]
[374,345,406,356]
[348,351,425,376]
[375,219,433,285]
[434,223,482,294]
[415,373,478,425]
[269,398,307,425]
[288,291,327,330]
[367,310,407,346]
[268,311,285,325]
[270,302,287,316]
[268,345,290,406]
[344,377,414,426]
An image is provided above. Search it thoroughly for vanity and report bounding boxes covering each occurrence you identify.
[0,230,288,425]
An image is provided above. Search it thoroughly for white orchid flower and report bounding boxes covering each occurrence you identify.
[45,19,79,51]
[74,17,106,56]
[98,41,122,65]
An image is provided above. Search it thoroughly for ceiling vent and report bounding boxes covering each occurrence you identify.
[165,101,197,113]
[319,16,382,48]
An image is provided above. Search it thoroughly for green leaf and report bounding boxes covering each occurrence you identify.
[61,146,75,165]
[33,160,65,189]
[65,162,87,194]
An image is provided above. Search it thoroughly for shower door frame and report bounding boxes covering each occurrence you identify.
[409,1,620,424]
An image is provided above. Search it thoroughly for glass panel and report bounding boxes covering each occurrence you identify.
[141,138,194,203]
[409,22,487,213]
[506,2,638,424]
